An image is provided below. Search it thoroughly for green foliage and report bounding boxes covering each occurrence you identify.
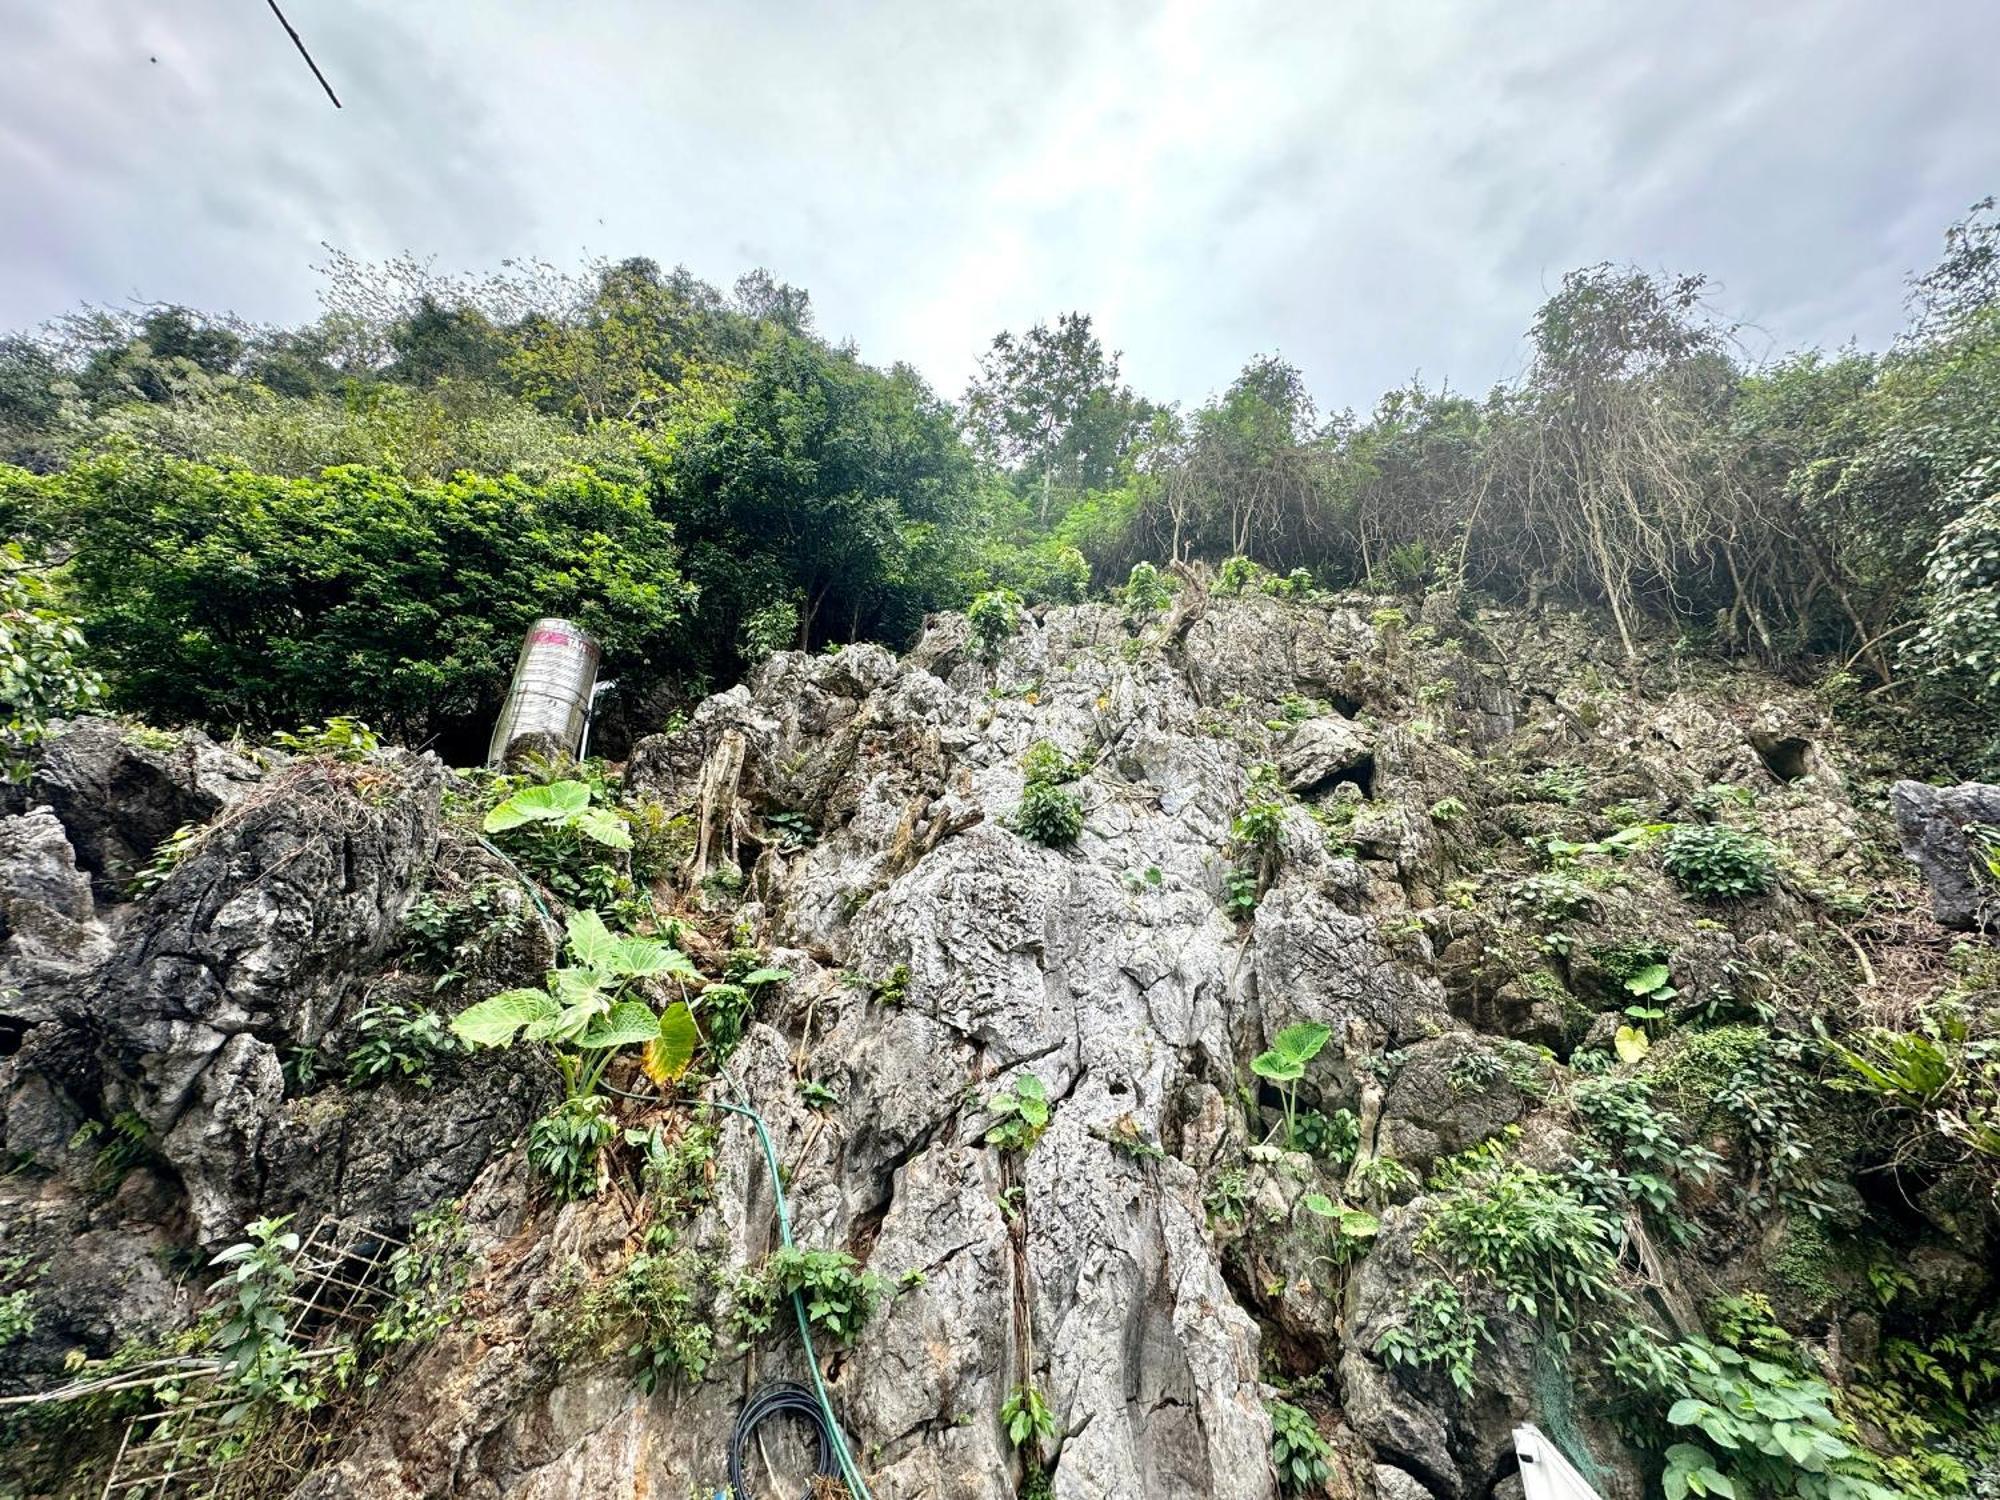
[1233,763,1286,852]
[1252,1020,1333,1148]
[569,1246,717,1392]
[735,1247,884,1348]
[367,1205,471,1355]
[1908,467,2000,712]
[0,1288,32,1347]
[1663,823,1777,901]
[1348,1155,1420,1207]
[68,1109,160,1194]
[271,715,381,760]
[985,1072,1051,1153]
[1376,1276,1489,1396]
[628,1117,719,1219]
[1608,1334,1898,1500]
[13,455,690,748]
[1290,1106,1360,1165]
[398,880,522,987]
[1002,1383,1059,1450]
[1828,1011,2000,1179]
[1012,745,1086,849]
[207,1217,315,1419]
[1123,560,1173,614]
[1205,1166,1253,1226]
[1268,1399,1334,1494]
[1299,1192,1381,1264]
[1419,1141,1621,1330]
[527,1094,619,1202]
[127,819,205,898]
[1223,867,1261,920]
[0,542,103,775]
[967,588,1022,661]
[1569,1074,1721,1241]
[452,908,700,1111]
[663,330,978,680]
[344,999,463,1087]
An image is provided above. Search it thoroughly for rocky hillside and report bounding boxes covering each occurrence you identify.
[2,584,1996,1500]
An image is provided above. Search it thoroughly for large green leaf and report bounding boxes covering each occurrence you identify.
[1625,964,1672,995]
[578,1001,663,1050]
[1250,1049,1305,1083]
[740,966,792,987]
[566,909,620,972]
[1271,1020,1332,1065]
[575,806,633,849]
[483,780,590,833]
[452,987,558,1048]
[606,934,699,981]
[641,1001,699,1084]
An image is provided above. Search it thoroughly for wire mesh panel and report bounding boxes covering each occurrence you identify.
[99,1217,405,1500]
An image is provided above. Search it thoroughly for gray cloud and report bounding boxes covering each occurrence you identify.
[2,0,1995,413]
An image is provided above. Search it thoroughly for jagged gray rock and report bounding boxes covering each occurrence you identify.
[1891,779,2000,931]
[0,804,107,1022]
[32,717,263,897]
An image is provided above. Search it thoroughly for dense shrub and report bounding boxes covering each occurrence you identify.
[1662,823,1776,901]
[5,454,691,752]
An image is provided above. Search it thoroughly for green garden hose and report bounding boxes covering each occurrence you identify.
[607,1080,874,1500]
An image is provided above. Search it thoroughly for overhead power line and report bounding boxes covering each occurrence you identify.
[263,0,342,108]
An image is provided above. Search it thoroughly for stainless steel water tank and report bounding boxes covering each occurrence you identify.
[486,618,601,767]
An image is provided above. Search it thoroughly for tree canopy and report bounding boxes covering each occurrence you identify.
[2,200,1997,770]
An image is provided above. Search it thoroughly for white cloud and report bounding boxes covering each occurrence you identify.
[2,0,1995,412]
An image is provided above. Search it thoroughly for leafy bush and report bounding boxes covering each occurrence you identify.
[128,820,206,898]
[1663,824,1776,901]
[1907,465,2000,712]
[591,1247,715,1392]
[1233,763,1286,852]
[345,1000,463,1087]
[1002,1383,1058,1450]
[12,455,691,747]
[1290,1106,1360,1164]
[528,1094,618,1201]
[482,779,634,909]
[1021,739,1082,784]
[1123,560,1173,613]
[1013,778,1083,848]
[455,909,699,1092]
[0,542,102,776]
[1268,1399,1333,1493]
[985,1073,1051,1153]
[736,1246,884,1348]
[1420,1141,1621,1334]
[1608,1333,1897,1500]
[207,1216,315,1418]
[1376,1276,1489,1396]
[967,587,1023,661]
[272,715,380,760]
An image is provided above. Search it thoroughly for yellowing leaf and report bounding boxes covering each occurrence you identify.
[1615,1024,1652,1064]
[641,1001,699,1085]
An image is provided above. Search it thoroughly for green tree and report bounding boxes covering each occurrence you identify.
[662,332,977,675]
[963,312,1148,524]
[11,454,691,750]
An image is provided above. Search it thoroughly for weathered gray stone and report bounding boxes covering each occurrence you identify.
[32,717,262,897]
[1282,716,1377,796]
[1891,779,2000,930]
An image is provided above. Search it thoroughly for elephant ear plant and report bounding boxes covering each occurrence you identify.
[453,909,702,1200]
[1253,1021,1333,1150]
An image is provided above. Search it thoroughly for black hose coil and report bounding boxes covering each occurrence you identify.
[727,1379,840,1499]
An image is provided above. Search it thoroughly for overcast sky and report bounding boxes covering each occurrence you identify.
[4,0,1997,413]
